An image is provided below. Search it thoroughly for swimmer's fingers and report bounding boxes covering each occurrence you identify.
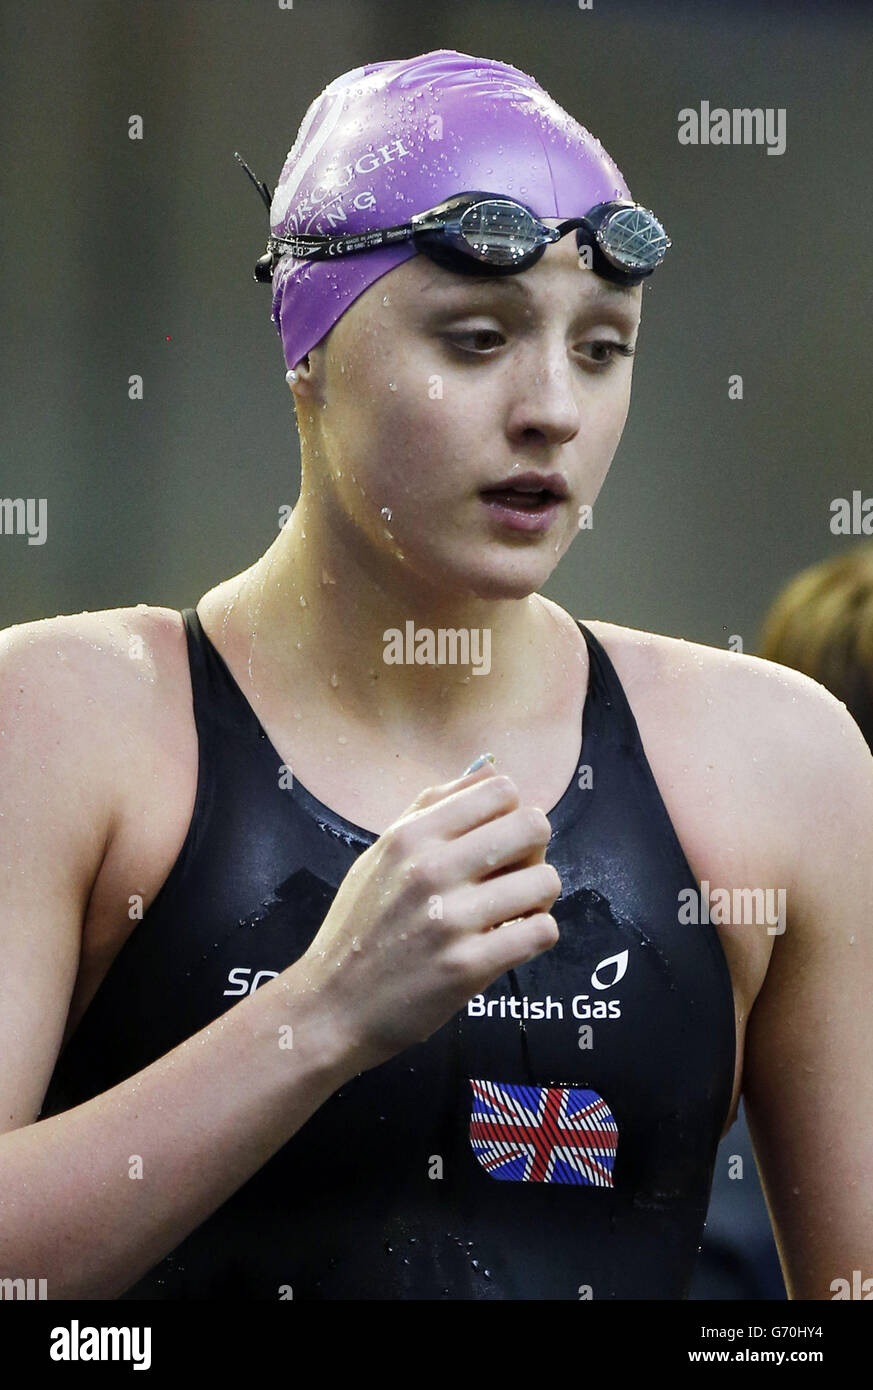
[416,758,498,804]
[393,761,547,865]
[466,859,562,929]
[468,911,560,978]
[389,761,511,834]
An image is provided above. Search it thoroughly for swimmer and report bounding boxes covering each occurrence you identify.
[1,49,871,1301]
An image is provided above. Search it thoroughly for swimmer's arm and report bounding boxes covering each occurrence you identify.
[0,619,354,1299]
[742,683,873,1301]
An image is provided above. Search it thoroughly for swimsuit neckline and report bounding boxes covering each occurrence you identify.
[188,607,603,847]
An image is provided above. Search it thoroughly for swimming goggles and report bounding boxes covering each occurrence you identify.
[235,151,671,287]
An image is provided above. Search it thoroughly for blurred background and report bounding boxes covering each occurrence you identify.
[3,0,872,1300]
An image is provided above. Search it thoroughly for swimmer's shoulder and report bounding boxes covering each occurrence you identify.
[582,613,841,716]
[0,602,188,710]
[0,605,194,1130]
[0,603,192,830]
[546,598,839,723]
[582,614,870,852]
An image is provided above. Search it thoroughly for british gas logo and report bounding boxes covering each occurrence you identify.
[466,950,629,1022]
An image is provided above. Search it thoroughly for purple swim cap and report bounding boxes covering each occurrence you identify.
[270,49,633,372]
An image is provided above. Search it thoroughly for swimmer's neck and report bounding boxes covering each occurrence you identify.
[201,502,582,737]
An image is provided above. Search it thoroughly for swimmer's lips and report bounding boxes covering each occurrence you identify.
[481,471,568,500]
[481,488,559,511]
[479,486,566,530]
[479,471,569,513]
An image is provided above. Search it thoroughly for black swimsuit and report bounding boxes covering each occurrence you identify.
[40,607,736,1300]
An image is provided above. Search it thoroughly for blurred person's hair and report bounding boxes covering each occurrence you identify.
[757,542,873,752]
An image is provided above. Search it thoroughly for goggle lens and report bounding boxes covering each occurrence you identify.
[596,205,670,273]
[456,201,544,265]
[452,199,670,277]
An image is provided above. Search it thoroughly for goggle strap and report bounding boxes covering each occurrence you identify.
[269,220,416,261]
[235,152,273,212]
[251,192,667,284]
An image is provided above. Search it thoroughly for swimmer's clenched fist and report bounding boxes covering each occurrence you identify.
[298,760,561,1073]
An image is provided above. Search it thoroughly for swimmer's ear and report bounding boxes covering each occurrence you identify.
[290,352,319,402]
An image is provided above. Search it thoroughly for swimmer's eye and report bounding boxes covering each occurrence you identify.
[446,330,636,369]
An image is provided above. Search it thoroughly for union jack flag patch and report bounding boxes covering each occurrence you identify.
[469,1078,619,1186]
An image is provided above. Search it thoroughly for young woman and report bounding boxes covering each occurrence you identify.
[2,50,871,1301]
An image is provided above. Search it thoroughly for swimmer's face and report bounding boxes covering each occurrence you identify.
[293,220,643,600]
